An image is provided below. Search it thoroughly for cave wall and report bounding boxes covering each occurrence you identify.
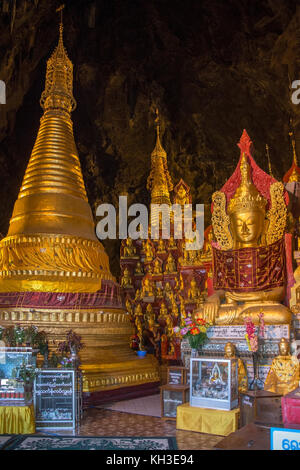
[0,0,300,276]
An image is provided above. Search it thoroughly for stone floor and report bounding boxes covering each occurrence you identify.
[74,407,223,450]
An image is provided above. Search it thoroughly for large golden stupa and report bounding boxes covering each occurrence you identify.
[0,21,159,403]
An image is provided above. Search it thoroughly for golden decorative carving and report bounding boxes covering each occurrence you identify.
[211,191,233,250]
[266,182,287,245]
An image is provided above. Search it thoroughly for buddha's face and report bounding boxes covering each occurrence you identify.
[230,209,265,247]
[279,340,289,356]
[224,344,235,358]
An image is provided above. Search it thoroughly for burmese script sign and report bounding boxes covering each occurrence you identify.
[207,325,290,341]
[34,369,76,429]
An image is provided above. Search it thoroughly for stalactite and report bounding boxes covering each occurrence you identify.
[10,0,16,35]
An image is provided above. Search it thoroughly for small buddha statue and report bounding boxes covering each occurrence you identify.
[187,277,201,301]
[156,286,163,298]
[195,131,291,325]
[153,258,162,275]
[159,301,168,318]
[224,342,248,393]
[125,299,134,321]
[145,241,154,262]
[120,267,133,288]
[164,281,172,300]
[164,253,177,274]
[134,289,141,302]
[147,264,153,275]
[264,338,300,395]
[146,304,156,328]
[134,303,143,318]
[157,239,166,253]
[134,261,144,275]
[122,238,137,258]
[168,235,177,249]
[141,277,154,297]
[171,300,179,318]
[173,182,190,207]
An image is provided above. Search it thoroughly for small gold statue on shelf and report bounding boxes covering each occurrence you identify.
[164,281,172,300]
[168,236,177,249]
[134,289,141,302]
[120,267,133,288]
[171,300,179,318]
[264,338,300,395]
[146,304,156,328]
[147,264,153,275]
[134,261,144,275]
[159,301,168,318]
[157,239,166,253]
[125,299,134,320]
[122,238,137,258]
[145,240,154,262]
[187,277,201,301]
[134,303,144,318]
[224,342,248,392]
[164,253,177,274]
[141,277,155,297]
[156,286,163,298]
[153,258,162,275]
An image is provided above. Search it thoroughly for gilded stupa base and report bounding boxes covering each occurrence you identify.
[0,285,160,399]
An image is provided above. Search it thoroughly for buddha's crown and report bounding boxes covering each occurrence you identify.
[227,153,267,215]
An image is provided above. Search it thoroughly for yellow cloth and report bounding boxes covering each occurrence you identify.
[176,403,239,436]
[0,405,35,434]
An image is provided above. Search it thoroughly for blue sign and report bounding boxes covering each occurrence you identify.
[271,427,300,450]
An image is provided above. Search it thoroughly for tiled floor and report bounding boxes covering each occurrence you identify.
[74,406,223,450]
[101,394,161,417]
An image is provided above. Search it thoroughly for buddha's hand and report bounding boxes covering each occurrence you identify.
[202,293,220,323]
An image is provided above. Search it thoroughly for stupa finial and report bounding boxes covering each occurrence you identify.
[151,108,167,158]
[40,4,76,113]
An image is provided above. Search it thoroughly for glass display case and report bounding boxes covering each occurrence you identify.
[190,357,238,410]
[0,347,36,404]
[160,384,189,419]
[167,366,187,385]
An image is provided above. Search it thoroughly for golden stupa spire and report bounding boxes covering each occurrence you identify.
[147,109,173,206]
[0,9,114,292]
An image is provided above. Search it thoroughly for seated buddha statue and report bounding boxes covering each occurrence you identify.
[157,239,166,253]
[146,304,156,328]
[145,240,154,262]
[120,267,133,288]
[141,277,155,297]
[171,300,179,318]
[264,338,300,395]
[224,342,248,393]
[164,253,177,274]
[187,277,201,301]
[164,281,172,300]
[134,303,144,318]
[122,238,137,258]
[153,258,162,275]
[159,301,168,319]
[168,236,177,250]
[134,261,144,275]
[194,131,291,326]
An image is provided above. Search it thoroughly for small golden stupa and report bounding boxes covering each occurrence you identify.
[0,15,159,402]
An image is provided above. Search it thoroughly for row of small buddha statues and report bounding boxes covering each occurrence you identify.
[221,338,299,396]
